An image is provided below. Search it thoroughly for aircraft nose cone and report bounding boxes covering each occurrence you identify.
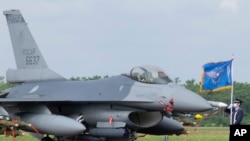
[170,85,212,112]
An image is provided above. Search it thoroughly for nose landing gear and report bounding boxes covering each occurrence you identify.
[41,136,54,141]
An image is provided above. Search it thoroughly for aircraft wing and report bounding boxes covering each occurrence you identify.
[0,97,154,103]
[0,9,213,141]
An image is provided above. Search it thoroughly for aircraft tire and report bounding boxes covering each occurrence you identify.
[41,136,54,141]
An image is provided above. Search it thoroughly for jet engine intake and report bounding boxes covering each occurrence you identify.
[128,111,162,128]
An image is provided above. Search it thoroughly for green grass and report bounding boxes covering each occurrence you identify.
[138,127,229,141]
[1,127,229,141]
[0,134,38,141]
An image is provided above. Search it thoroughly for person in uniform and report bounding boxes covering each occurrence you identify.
[224,98,243,125]
[224,98,243,141]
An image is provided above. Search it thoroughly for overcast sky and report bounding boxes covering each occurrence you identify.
[0,0,250,83]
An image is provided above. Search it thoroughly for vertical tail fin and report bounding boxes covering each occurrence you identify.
[3,9,66,83]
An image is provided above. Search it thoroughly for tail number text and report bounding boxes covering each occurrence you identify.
[26,56,40,65]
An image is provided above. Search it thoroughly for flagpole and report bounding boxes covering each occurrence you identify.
[230,55,234,125]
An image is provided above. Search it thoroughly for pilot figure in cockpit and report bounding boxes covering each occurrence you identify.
[153,71,169,84]
[158,71,169,80]
[158,71,166,77]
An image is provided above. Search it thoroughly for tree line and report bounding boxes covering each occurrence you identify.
[0,75,249,126]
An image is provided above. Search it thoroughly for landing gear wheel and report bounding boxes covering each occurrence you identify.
[41,136,54,141]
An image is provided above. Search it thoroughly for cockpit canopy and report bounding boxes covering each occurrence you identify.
[129,65,173,84]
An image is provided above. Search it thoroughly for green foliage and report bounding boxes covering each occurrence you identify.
[0,76,18,92]
[70,75,109,81]
[0,75,249,127]
[184,79,199,92]
[174,77,181,84]
[200,115,228,127]
[181,79,250,126]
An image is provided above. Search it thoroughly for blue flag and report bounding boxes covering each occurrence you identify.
[200,59,233,93]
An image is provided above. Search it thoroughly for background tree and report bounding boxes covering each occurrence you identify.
[0,75,249,126]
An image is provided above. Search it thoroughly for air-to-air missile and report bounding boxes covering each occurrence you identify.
[0,9,219,141]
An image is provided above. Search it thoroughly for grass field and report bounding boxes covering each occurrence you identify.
[0,127,229,141]
[138,127,229,141]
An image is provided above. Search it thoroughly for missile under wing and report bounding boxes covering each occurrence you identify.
[0,9,212,141]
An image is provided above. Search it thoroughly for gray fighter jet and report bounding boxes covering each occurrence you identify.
[0,9,213,141]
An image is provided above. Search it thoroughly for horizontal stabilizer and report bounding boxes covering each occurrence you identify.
[6,68,66,83]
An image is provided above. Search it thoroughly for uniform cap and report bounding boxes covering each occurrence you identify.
[233,98,243,103]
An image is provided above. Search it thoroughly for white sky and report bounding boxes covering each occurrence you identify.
[0,0,250,83]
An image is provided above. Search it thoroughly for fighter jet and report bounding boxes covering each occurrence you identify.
[0,9,213,141]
